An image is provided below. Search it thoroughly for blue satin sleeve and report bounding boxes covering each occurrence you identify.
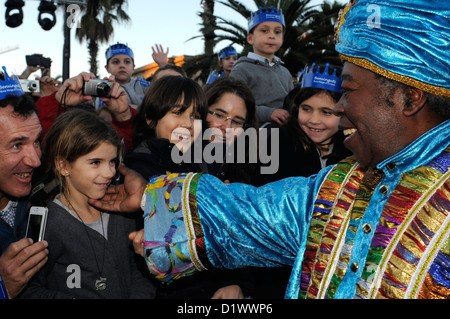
[196,170,331,269]
[142,168,332,284]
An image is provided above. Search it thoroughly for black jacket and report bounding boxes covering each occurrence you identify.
[125,138,201,181]
[253,126,353,186]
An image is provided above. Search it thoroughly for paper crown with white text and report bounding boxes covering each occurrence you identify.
[299,63,343,93]
[105,42,134,61]
[0,66,24,100]
[248,6,285,33]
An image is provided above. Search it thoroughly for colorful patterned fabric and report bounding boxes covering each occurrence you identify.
[141,120,450,298]
[142,172,206,284]
[298,149,450,299]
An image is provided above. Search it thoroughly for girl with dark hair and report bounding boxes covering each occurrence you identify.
[21,109,156,298]
[254,64,352,185]
[203,77,259,184]
[126,75,207,179]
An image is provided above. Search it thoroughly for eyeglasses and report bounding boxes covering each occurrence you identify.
[207,110,246,128]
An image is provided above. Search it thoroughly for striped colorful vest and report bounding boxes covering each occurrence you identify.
[299,149,450,299]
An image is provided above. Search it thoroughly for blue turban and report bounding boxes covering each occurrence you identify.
[335,0,450,98]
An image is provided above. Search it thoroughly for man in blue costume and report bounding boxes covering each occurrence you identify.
[91,0,450,299]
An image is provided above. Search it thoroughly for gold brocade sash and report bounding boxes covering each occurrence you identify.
[299,148,450,299]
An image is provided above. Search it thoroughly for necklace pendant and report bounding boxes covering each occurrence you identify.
[95,277,107,291]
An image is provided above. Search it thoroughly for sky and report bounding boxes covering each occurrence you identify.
[1,0,341,80]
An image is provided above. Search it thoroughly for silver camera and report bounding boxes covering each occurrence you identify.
[83,79,113,98]
[19,79,40,93]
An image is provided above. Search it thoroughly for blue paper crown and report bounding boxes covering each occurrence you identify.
[218,46,237,60]
[299,63,343,93]
[248,6,285,33]
[0,66,24,100]
[105,42,134,61]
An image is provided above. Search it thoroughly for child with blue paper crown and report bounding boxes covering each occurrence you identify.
[206,46,238,84]
[104,42,150,109]
[230,6,293,126]
[253,63,353,186]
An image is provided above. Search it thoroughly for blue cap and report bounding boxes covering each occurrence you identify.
[299,63,342,93]
[248,6,285,33]
[105,42,134,62]
[218,46,237,60]
[0,67,23,100]
[335,0,450,98]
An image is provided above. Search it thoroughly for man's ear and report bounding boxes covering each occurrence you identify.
[402,87,427,117]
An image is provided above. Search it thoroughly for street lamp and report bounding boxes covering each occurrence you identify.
[38,0,57,30]
[5,0,25,28]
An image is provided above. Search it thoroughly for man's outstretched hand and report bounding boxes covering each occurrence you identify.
[89,165,147,213]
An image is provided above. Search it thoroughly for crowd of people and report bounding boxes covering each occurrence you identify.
[0,0,449,300]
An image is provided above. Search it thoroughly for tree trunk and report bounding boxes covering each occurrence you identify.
[88,39,99,76]
[200,0,216,56]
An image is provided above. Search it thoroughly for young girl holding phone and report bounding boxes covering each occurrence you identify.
[21,109,155,299]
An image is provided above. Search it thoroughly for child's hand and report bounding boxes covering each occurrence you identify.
[270,108,289,125]
[152,44,169,66]
[101,75,131,121]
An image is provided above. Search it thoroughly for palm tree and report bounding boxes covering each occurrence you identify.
[75,0,130,76]
[185,0,344,80]
[296,1,345,68]
[182,0,217,82]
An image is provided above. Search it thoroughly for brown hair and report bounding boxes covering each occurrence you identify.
[42,109,121,192]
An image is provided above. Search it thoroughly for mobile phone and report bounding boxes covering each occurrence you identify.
[25,54,51,69]
[26,206,48,242]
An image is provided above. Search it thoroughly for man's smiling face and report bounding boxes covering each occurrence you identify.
[334,62,408,169]
[0,105,42,207]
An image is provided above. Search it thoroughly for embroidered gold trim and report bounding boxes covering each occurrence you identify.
[340,54,450,98]
[182,173,208,271]
[334,0,354,44]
